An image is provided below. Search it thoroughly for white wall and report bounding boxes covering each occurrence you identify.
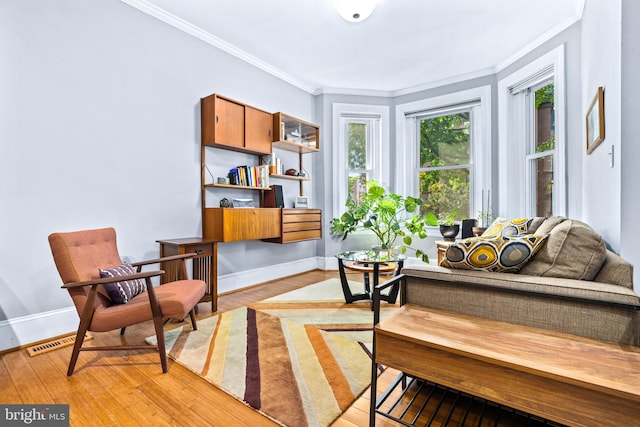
[580,0,622,251]
[0,0,316,349]
[619,0,640,293]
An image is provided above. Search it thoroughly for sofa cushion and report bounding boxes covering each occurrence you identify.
[402,263,640,306]
[99,263,147,304]
[519,218,607,280]
[594,250,634,289]
[441,234,548,273]
[483,217,539,237]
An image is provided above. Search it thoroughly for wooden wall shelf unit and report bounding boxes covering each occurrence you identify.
[200,93,322,245]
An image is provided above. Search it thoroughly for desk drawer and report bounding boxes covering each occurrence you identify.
[263,209,322,244]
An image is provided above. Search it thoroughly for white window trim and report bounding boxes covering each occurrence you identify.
[497,45,566,218]
[332,103,390,219]
[395,86,492,215]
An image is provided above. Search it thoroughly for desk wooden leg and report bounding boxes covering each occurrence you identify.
[211,241,218,312]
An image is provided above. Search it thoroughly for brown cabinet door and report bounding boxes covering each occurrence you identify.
[214,96,245,149]
[245,106,273,154]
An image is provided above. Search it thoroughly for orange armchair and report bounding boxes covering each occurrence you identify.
[48,227,206,376]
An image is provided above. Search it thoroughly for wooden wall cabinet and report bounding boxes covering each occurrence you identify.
[201,94,272,155]
[203,208,281,242]
[245,106,273,154]
[263,209,322,244]
[272,112,320,153]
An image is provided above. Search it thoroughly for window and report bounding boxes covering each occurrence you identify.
[498,46,565,218]
[417,107,474,219]
[395,86,492,222]
[332,104,389,218]
[527,82,555,217]
[346,119,374,204]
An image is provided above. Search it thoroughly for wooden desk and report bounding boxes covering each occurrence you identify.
[372,304,640,426]
[157,238,218,312]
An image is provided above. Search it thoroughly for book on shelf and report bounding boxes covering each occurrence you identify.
[227,164,269,188]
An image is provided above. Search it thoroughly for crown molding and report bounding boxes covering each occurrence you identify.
[315,86,394,97]
[121,0,582,100]
[120,0,318,94]
[495,14,581,74]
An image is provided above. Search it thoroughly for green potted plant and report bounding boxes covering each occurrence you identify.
[437,209,461,241]
[330,180,435,262]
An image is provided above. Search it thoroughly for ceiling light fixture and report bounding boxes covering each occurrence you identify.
[333,0,377,23]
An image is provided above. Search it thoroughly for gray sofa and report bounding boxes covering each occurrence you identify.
[401,217,640,345]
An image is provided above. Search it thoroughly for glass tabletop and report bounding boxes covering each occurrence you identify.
[336,249,407,263]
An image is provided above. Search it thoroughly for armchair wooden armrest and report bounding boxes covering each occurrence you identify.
[61,270,164,289]
[131,253,197,268]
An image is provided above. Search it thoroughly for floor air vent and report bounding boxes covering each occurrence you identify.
[26,333,93,357]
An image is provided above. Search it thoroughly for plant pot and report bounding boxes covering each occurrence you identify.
[439,224,460,241]
[472,226,487,237]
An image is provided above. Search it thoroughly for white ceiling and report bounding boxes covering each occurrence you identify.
[127,0,583,95]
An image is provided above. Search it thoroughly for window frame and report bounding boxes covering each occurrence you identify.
[332,103,389,219]
[395,86,492,221]
[498,45,566,218]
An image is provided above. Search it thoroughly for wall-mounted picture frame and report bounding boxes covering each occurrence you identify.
[586,86,605,154]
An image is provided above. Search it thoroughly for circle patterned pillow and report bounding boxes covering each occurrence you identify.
[440,234,549,273]
[483,217,535,237]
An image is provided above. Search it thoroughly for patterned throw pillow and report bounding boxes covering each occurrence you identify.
[440,234,549,273]
[99,263,147,304]
[482,217,536,237]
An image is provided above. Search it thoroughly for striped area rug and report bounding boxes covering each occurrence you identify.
[147,278,398,427]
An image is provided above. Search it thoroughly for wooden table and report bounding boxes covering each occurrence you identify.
[371,304,640,426]
[157,238,218,312]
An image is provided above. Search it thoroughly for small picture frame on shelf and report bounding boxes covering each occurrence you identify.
[294,196,309,209]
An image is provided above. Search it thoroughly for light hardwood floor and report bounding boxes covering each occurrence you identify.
[0,269,405,427]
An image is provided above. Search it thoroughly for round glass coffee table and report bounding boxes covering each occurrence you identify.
[335,250,406,304]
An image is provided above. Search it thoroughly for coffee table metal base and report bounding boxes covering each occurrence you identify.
[337,258,403,304]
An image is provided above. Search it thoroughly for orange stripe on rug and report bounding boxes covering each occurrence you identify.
[305,324,355,411]
[200,310,224,377]
[255,310,306,427]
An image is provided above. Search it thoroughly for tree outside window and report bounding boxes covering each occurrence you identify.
[347,122,368,204]
[418,111,471,220]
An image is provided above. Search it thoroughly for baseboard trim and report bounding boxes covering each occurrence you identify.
[217,256,323,294]
[0,307,78,353]
[1,257,331,352]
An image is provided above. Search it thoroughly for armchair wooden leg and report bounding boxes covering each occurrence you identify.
[68,327,88,376]
[189,308,197,331]
[120,327,126,336]
[68,285,98,376]
[152,313,167,373]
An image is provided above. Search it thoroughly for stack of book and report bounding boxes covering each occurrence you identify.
[228,164,270,188]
